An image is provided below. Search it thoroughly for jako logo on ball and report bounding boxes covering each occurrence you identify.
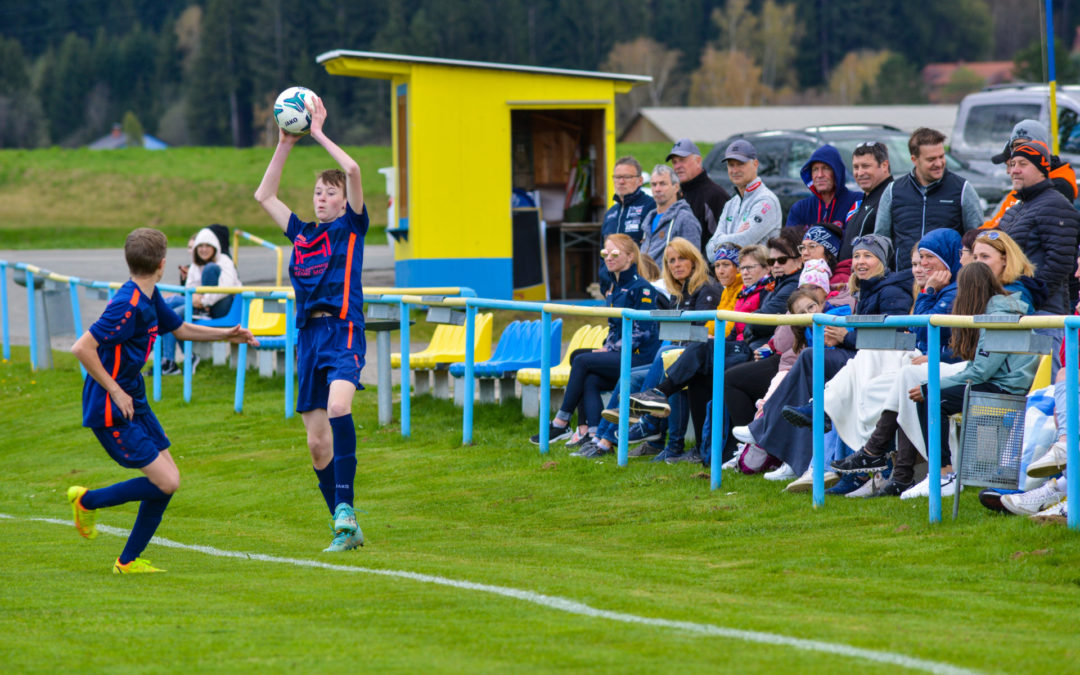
[273,86,317,135]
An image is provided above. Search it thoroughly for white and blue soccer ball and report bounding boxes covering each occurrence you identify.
[273,86,317,135]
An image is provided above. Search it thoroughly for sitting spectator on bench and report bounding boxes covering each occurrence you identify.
[159,227,240,375]
[731,234,912,481]
[903,262,1040,499]
[575,238,720,459]
[530,234,660,448]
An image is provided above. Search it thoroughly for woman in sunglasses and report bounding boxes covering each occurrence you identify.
[732,234,913,482]
[530,234,660,448]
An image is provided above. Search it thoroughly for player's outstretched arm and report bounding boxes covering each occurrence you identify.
[71,331,134,420]
[172,323,258,346]
[307,95,364,214]
[254,129,301,231]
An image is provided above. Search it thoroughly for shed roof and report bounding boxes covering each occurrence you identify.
[620,105,959,143]
[316,50,652,84]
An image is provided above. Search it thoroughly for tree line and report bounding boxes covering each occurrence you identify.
[0,0,1074,149]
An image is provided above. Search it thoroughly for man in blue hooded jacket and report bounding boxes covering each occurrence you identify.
[786,145,861,246]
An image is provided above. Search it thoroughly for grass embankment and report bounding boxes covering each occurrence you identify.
[1,347,1078,672]
[0,145,392,249]
[0,142,698,251]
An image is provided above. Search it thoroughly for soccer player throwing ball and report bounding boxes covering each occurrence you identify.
[68,228,257,573]
[255,94,368,552]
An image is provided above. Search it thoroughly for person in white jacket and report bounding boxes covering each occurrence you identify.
[158,227,241,374]
[704,140,782,262]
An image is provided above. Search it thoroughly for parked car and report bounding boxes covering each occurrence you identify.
[703,125,1010,220]
[951,84,1080,175]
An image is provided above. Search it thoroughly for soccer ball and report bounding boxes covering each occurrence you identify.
[273,86,317,135]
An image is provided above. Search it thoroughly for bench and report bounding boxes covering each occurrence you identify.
[517,324,608,417]
[449,318,564,405]
[392,312,494,398]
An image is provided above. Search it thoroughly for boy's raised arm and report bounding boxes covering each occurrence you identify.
[308,95,364,214]
[254,129,300,231]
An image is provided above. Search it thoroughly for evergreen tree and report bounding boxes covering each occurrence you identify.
[187,0,255,146]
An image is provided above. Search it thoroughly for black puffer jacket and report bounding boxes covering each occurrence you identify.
[999,179,1080,315]
[842,268,914,350]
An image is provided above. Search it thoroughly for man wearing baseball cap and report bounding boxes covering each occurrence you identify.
[997,140,1080,314]
[704,139,781,262]
[983,119,1077,228]
[667,137,729,260]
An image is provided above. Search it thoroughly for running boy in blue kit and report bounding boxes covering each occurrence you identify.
[255,93,368,552]
[67,228,258,573]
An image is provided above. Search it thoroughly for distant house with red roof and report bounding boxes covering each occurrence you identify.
[921,62,1015,103]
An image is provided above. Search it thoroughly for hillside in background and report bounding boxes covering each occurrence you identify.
[0,0,1076,149]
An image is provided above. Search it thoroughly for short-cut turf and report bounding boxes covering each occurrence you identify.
[1,346,1078,673]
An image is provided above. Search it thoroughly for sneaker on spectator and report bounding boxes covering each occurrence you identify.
[825,473,863,495]
[721,451,741,471]
[1027,440,1068,478]
[784,467,840,493]
[1000,478,1065,515]
[650,448,683,463]
[188,353,201,374]
[763,462,797,481]
[845,472,888,498]
[628,389,671,418]
[564,429,590,448]
[900,472,962,500]
[600,407,640,425]
[664,450,701,465]
[619,423,660,446]
[529,422,573,446]
[978,488,1012,513]
[732,425,755,444]
[870,478,914,498]
[780,403,832,432]
[571,438,608,458]
[1030,499,1068,523]
[630,441,663,458]
[159,359,181,376]
[830,447,890,474]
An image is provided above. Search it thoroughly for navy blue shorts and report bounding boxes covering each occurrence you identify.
[296,316,366,413]
[91,410,171,469]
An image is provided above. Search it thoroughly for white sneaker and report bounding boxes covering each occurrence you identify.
[1001,478,1065,515]
[899,472,962,500]
[784,467,840,493]
[1027,440,1068,478]
[1030,498,1068,523]
[721,448,742,471]
[764,462,797,481]
[845,472,888,498]
[732,425,755,444]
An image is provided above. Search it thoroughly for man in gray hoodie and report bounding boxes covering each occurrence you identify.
[639,164,701,266]
[704,140,782,262]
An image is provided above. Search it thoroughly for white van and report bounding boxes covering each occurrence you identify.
[951,85,1080,173]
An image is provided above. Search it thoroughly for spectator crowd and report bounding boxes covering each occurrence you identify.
[538,121,1080,525]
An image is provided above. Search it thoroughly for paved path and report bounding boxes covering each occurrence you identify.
[1,245,400,385]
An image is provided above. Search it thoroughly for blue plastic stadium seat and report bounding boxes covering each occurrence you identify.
[449,318,562,379]
[191,294,243,328]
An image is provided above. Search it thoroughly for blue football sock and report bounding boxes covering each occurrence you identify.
[329,414,356,509]
[313,463,335,515]
[119,491,172,565]
[81,477,164,510]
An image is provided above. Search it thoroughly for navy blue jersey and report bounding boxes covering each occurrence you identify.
[82,281,182,428]
[286,203,369,330]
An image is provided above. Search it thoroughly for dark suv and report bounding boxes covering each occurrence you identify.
[703,125,1010,220]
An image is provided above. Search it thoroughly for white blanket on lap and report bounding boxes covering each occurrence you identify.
[824,349,915,451]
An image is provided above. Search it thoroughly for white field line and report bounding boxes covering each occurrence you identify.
[2,513,980,675]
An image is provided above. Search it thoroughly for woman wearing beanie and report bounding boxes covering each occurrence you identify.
[731,234,913,482]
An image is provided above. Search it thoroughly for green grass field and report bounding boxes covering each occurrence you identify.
[2,346,1078,673]
[0,142,688,251]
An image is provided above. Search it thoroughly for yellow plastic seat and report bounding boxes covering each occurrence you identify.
[246,299,288,336]
[1030,354,1052,392]
[391,312,493,370]
[516,324,609,387]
